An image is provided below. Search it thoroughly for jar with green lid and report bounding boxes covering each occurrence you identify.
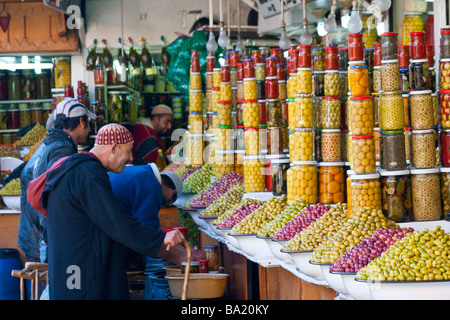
[411,168,441,221]
[19,103,31,128]
[287,160,318,205]
[350,173,382,216]
[379,169,412,222]
[8,72,21,100]
[380,130,407,171]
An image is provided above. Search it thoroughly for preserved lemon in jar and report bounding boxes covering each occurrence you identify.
[54,57,71,88]
[220,82,232,101]
[244,128,260,156]
[287,73,297,98]
[402,13,424,46]
[216,126,234,150]
[296,68,312,94]
[189,72,202,90]
[350,173,382,215]
[243,100,259,128]
[186,133,204,166]
[319,162,345,205]
[293,94,314,128]
[349,96,374,135]
[243,155,266,192]
[217,101,232,126]
[243,78,257,100]
[351,135,376,174]
[287,161,318,205]
[289,128,314,161]
[324,71,340,96]
[189,90,203,112]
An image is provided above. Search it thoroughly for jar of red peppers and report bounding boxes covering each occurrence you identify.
[348,34,364,61]
[325,46,339,71]
[265,76,279,99]
[373,43,382,67]
[440,129,450,167]
[380,32,398,60]
[298,45,312,68]
[398,45,410,69]
[410,31,426,60]
[266,57,276,77]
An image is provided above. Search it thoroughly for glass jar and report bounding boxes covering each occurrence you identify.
[379,91,405,131]
[298,45,312,68]
[244,128,260,156]
[8,72,21,100]
[188,111,203,134]
[287,73,297,99]
[401,13,424,46]
[380,170,413,222]
[293,94,313,129]
[409,90,433,129]
[107,91,123,123]
[339,48,349,72]
[432,93,439,128]
[348,64,369,97]
[410,31,426,60]
[278,80,287,101]
[380,59,401,92]
[348,34,364,61]
[22,71,35,100]
[364,48,375,73]
[440,129,450,167]
[409,59,430,91]
[373,66,382,92]
[0,71,7,100]
[289,128,314,162]
[189,90,203,113]
[287,161,318,204]
[341,130,349,162]
[280,99,288,126]
[271,157,290,196]
[373,43,382,66]
[380,130,407,171]
[265,127,283,155]
[399,68,410,93]
[217,101,232,127]
[243,78,257,100]
[324,71,340,96]
[0,110,7,129]
[265,77,278,100]
[18,103,31,128]
[186,133,204,166]
[35,71,50,99]
[349,96,374,135]
[204,245,219,271]
[373,127,380,162]
[319,162,345,205]
[266,99,281,127]
[320,96,341,129]
[321,129,341,162]
[441,90,450,129]
[339,71,348,97]
[255,63,266,82]
[440,59,450,90]
[243,100,259,128]
[350,173,382,214]
[7,108,20,129]
[325,46,339,71]
[411,129,436,169]
[411,168,441,221]
[243,155,266,192]
[441,31,450,59]
[351,135,376,174]
[220,82,232,102]
[216,126,233,150]
[313,71,325,96]
[380,32,398,60]
[54,57,71,88]
[372,93,380,127]
[313,47,326,71]
[398,45,410,69]
[214,150,235,179]
[189,72,202,91]
[296,68,312,95]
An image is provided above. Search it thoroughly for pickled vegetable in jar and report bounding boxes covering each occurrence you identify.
[243,155,266,192]
[271,157,290,196]
[348,64,369,97]
[373,43,382,67]
[217,101,232,126]
[189,72,202,90]
[265,76,279,99]
[380,59,401,92]
[19,103,31,128]
[399,68,410,93]
[313,47,326,71]
[293,94,314,129]
[441,90,450,129]
[401,13,424,46]
[362,14,378,49]
[188,111,203,134]
[287,161,318,204]
[189,90,203,112]
[398,45,410,69]
[441,31,450,59]
[313,71,325,96]
[266,99,281,127]
[411,168,441,221]
[410,31,426,60]
[440,167,450,219]
[440,130,450,166]
[364,48,374,73]
[54,57,71,88]
[255,63,266,81]
[409,59,430,91]
[440,58,450,90]
[379,91,405,130]
[289,128,314,161]
[339,48,349,71]
[210,88,220,113]
[298,45,312,68]
[212,68,222,88]
[346,169,354,217]
[324,71,340,96]
[296,68,312,94]
[351,135,376,174]
[243,78,257,100]
[319,162,345,205]
[432,93,439,128]
[278,80,287,100]
[380,32,398,60]
[372,93,380,127]
[349,96,374,135]
[265,127,283,155]
[244,128,260,156]
[220,82,232,102]
[348,34,364,61]
[287,74,297,99]
[380,170,412,222]
[411,129,436,169]
[325,46,339,71]
[35,71,50,99]
[8,72,21,100]
[373,66,382,92]
[380,130,407,171]
[409,90,433,129]
[216,126,234,150]
[321,129,341,162]
[243,100,259,128]
[339,71,348,97]
[350,173,382,214]
[186,133,204,166]
[320,96,341,129]
[373,127,380,162]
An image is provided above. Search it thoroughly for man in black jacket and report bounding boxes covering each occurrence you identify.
[18,98,95,265]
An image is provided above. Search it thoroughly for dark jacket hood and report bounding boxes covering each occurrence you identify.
[44,128,76,148]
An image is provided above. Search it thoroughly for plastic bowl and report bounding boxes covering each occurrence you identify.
[165,273,229,299]
[230,233,274,259]
[282,250,324,280]
[2,195,20,211]
[218,228,241,249]
[313,262,349,295]
[187,209,210,230]
[260,238,292,263]
[334,272,371,300]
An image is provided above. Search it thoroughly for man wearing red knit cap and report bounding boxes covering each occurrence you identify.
[31,123,184,300]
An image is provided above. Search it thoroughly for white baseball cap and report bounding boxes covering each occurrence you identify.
[54,98,96,120]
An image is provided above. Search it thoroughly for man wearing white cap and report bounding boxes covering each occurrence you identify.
[131,104,173,165]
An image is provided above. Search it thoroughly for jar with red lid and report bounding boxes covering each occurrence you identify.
[325,46,339,71]
[298,45,312,69]
[207,55,216,72]
[348,34,364,61]
[398,45,410,69]
[289,49,299,73]
[270,48,283,64]
[252,50,262,64]
[221,64,230,83]
[266,57,276,77]
[380,32,398,60]
[265,76,279,99]
[373,43,382,67]
[440,129,450,166]
[243,58,255,78]
[230,50,239,68]
[277,63,286,80]
[237,63,244,82]
[410,31,426,60]
[425,12,434,47]
[339,48,349,71]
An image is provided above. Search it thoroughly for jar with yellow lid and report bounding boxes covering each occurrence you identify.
[243,155,266,192]
[189,72,202,90]
[324,70,340,96]
[214,150,235,179]
[287,160,318,205]
[401,13,424,46]
[350,173,382,216]
[189,90,203,112]
[319,162,345,205]
[351,135,376,174]
[296,68,312,94]
[217,101,232,126]
[54,57,71,88]
[320,96,341,129]
[289,128,314,162]
[244,128,260,156]
[349,96,374,135]
[243,78,257,100]
[293,94,314,129]
[379,91,405,130]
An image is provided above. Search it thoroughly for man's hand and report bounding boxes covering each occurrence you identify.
[163,229,185,249]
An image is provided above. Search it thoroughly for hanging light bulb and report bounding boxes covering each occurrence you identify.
[374,0,391,12]
[300,25,313,45]
[279,27,291,50]
[218,26,230,48]
[347,8,363,34]
[206,31,218,52]
[235,39,245,53]
[324,10,337,34]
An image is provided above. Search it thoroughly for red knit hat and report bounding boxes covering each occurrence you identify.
[95,123,134,146]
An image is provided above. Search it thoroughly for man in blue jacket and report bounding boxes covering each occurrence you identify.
[18,98,95,264]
